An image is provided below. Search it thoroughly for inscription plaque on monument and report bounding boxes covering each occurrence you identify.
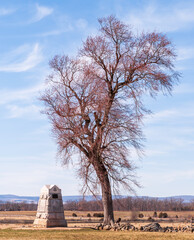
[33,184,67,227]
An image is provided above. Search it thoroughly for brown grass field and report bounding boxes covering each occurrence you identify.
[0,211,194,239]
[1,229,194,240]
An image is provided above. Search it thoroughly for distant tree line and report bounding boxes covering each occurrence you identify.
[1,197,194,212]
[0,201,37,211]
[63,197,194,212]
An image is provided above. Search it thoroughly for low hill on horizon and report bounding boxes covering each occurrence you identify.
[0,194,194,203]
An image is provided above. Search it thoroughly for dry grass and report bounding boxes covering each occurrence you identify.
[1,229,194,240]
[0,210,193,218]
[0,210,194,239]
[0,210,193,227]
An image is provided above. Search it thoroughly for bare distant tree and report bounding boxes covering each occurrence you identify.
[41,16,179,225]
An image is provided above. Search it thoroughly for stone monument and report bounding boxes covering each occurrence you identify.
[33,184,67,227]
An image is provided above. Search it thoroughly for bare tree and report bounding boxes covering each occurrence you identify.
[40,16,179,225]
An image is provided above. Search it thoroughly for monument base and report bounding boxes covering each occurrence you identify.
[33,219,67,228]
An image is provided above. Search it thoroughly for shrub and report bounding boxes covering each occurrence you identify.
[72,213,77,217]
[93,213,104,217]
[158,212,168,218]
[158,212,163,218]
[162,212,168,218]
[116,217,121,223]
[147,216,154,221]
[138,213,144,218]
[153,211,157,217]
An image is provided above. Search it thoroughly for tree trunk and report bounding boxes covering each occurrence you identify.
[92,157,114,226]
[101,175,114,226]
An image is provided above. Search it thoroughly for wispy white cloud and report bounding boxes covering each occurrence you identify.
[31,14,74,37]
[144,110,178,124]
[176,6,194,23]
[142,168,194,184]
[177,47,194,61]
[175,47,194,70]
[6,104,42,119]
[0,8,15,16]
[0,43,43,72]
[31,16,91,38]
[30,4,53,23]
[170,138,194,148]
[0,156,77,195]
[30,124,51,136]
[0,82,46,120]
[145,104,194,125]
[124,2,194,32]
[76,18,88,31]
[144,149,167,157]
[36,29,66,37]
[0,82,45,105]
[174,84,194,94]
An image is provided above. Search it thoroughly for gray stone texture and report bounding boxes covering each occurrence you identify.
[33,185,67,227]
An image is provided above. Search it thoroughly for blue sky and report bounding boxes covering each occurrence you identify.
[0,0,194,197]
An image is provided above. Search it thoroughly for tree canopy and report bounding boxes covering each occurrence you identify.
[41,16,179,225]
